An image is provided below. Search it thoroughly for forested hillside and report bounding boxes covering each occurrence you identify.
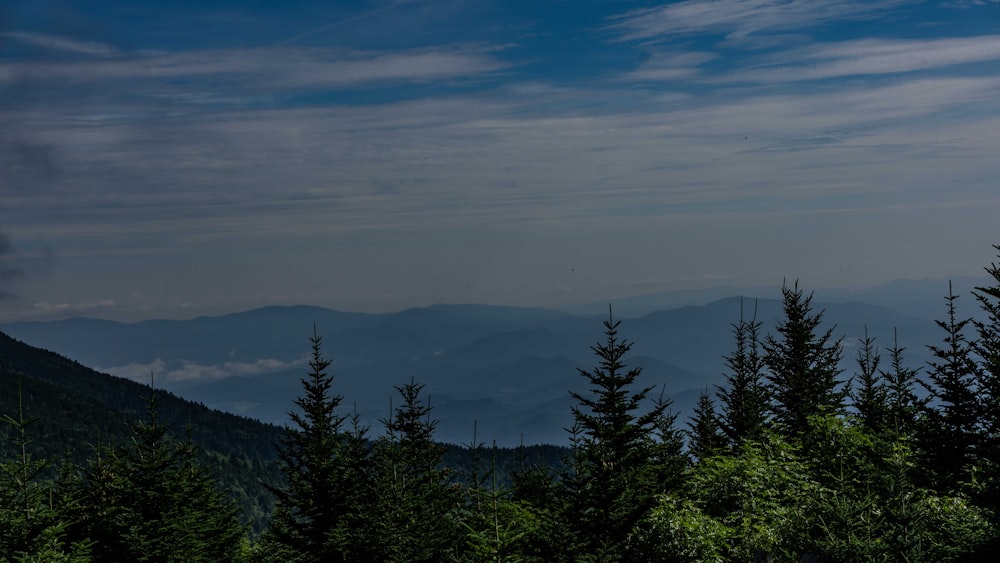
[4,245,1000,561]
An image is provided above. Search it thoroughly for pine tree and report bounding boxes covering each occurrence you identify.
[371,379,462,562]
[266,326,370,562]
[563,308,681,561]
[880,329,924,440]
[918,282,981,491]
[971,245,1000,525]
[716,300,769,449]
[687,390,726,462]
[0,383,91,561]
[851,326,888,434]
[763,281,845,436]
[974,246,1000,465]
[71,386,245,562]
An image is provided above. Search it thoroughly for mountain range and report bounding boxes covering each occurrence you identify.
[1,278,986,446]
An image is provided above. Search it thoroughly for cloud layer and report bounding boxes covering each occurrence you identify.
[2,0,999,320]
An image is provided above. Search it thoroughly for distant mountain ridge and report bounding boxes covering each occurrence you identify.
[1,277,975,445]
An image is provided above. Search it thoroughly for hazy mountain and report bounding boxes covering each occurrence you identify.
[0,290,948,446]
[568,276,990,320]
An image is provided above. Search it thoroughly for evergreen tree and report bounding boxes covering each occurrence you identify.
[686,390,726,462]
[881,329,924,440]
[716,300,769,449]
[850,326,888,434]
[266,327,375,562]
[0,383,91,562]
[563,308,681,561]
[763,281,845,436]
[970,245,1000,535]
[372,379,462,562]
[918,282,980,490]
[71,387,245,562]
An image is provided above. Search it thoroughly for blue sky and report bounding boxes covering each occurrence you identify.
[1,0,999,321]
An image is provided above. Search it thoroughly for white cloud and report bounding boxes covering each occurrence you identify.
[32,299,117,315]
[610,0,909,41]
[101,357,307,384]
[0,45,509,89]
[620,51,717,81]
[1,31,120,57]
[725,35,1000,82]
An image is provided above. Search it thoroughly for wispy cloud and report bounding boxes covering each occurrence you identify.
[32,299,116,316]
[723,35,1000,82]
[101,356,307,384]
[0,45,509,90]
[620,51,717,81]
[610,0,909,41]
[0,31,121,57]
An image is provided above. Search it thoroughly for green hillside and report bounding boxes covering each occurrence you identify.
[0,330,285,532]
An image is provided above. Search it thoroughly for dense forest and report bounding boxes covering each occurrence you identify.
[4,245,1000,561]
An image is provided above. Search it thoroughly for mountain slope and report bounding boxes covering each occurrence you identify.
[0,331,285,531]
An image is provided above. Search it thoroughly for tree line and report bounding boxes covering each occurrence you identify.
[4,244,1000,561]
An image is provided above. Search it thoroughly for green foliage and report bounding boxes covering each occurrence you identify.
[371,379,463,562]
[459,445,543,563]
[69,389,245,562]
[635,495,729,562]
[686,433,820,561]
[0,384,91,562]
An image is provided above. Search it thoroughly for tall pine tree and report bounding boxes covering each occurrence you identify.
[763,281,845,436]
[918,282,980,491]
[563,308,683,561]
[265,327,373,561]
[716,300,770,449]
[371,379,462,563]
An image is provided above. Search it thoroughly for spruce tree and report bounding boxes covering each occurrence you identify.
[850,326,888,434]
[970,244,1000,551]
[0,383,91,561]
[563,308,681,561]
[881,329,924,440]
[918,282,980,490]
[371,379,461,562]
[716,300,769,449]
[267,327,368,562]
[763,281,845,436]
[71,387,244,562]
[687,390,726,462]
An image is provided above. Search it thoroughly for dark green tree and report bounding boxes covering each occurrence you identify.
[562,309,682,561]
[918,282,980,491]
[716,301,769,449]
[850,326,888,434]
[763,281,845,436]
[881,329,925,440]
[265,327,376,562]
[371,379,462,562]
[71,387,245,562]
[686,390,726,462]
[970,245,1000,550]
[0,383,91,561]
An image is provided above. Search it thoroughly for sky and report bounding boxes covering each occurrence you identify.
[1,0,999,322]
